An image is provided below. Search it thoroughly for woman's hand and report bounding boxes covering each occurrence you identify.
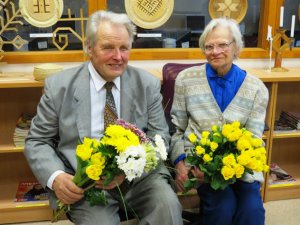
[175,160,190,192]
[191,166,205,183]
[95,174,125,190]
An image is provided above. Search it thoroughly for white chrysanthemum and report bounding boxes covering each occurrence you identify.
[154,134,167,160]
[116,145,146,181]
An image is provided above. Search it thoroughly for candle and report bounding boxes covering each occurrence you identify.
[290,15,295,38]
[267,25,272,40]
[280,6,284,27]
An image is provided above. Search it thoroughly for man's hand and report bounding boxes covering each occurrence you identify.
[52,173,84,205]
[175,160,190,192]
[95,174,125,190]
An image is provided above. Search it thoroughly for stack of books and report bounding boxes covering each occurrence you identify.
[13,114,33,147]
[274,119,296,132]
[268,162,296,187]
[279,111,300,130]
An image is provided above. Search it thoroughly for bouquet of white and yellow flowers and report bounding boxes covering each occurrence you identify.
[184,121,269,191]
[53,119,167,221]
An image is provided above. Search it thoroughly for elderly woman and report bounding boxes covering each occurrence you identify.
[170,18,268,225]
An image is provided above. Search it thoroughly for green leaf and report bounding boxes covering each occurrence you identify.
[199,164,209,174]
[183,178,197,193]
[85,187,108,206]
[210,174,227,190]
[213,133,222,143]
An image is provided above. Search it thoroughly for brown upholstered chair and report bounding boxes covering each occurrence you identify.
[161,62,205,135]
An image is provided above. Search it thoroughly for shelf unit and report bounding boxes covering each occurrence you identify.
[1,68,300,223]
[0,73,52,223]
[247,68,300,202]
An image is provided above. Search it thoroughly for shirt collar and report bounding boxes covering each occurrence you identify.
[206,63,235,82]
[88,62,120,92]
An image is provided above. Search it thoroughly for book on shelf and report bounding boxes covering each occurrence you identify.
[14,181,49,204]
[13,113,33,147]
[280,111,300,130]
[268,163,296,187]
[274,120,297,133]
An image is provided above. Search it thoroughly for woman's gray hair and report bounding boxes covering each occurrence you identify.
[199,18,244,57]
[84,10,136,53]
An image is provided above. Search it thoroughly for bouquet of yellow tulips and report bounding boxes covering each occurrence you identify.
[184,121,269,191]
[53,119,167,221]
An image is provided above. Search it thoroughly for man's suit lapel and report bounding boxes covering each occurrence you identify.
[73,63,91,141]
[72,66,135,140]
[120,71,135,123]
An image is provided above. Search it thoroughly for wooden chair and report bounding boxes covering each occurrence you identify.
[161,62,205,225]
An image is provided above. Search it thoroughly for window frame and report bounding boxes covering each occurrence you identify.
[2,0,299,63]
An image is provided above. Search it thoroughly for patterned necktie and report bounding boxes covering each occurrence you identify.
[104,82,118,129]
[104,82,131,197]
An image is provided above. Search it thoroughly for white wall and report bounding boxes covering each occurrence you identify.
[0,58,299,74]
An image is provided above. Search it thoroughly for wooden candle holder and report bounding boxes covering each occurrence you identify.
[271,28,294,72]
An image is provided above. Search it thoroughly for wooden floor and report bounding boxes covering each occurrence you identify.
[8,198,300,225]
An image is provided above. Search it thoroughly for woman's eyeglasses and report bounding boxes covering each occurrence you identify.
[203,41,235,53]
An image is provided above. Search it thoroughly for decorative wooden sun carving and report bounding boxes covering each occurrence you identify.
[209,0,248,24]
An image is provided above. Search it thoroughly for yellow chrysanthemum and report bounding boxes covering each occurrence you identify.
[246,158,257,170]
[256,161,264,172]
[222,124,233,137]
[203,154,213,163]
[196,146,205,155]
[263,164,269,172]
[234,164,245,178]
[202,131,210,139]
[211,125,218,132]
[232,121,240,129]
[236,137,252,151]
[210,142,218,151]
[243,130,252,138]
[256,147,266,155]
[221,165,235,180]
[86,164,103,180]
[76,138,94,161]
[237,153,250,166]
[188,133,197,143]
[222,154,236,166]
[102,125,140,153]
[200,138,207,146]
[251,138,263,148]
[259,154,267,164]
[232,129,243,141]
[90,152,105,167]
[245,149,256,157]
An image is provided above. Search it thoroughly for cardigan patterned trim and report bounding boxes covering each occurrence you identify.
[170,64,269,183]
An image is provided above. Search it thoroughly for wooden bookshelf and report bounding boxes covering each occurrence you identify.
[1,68,300,223]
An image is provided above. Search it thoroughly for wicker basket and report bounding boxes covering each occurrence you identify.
[33,63,63,81]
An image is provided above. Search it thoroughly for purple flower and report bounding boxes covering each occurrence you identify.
[116,119,149,143]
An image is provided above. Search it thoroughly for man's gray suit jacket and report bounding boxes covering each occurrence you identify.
[24,62,171,205]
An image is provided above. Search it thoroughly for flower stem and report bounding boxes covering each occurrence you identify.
[52,203,70,223]
[83,182,96,191]
[76,176,90,187]
[116,184,129,225]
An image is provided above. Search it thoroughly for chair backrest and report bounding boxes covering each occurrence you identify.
[161,62,204,134]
